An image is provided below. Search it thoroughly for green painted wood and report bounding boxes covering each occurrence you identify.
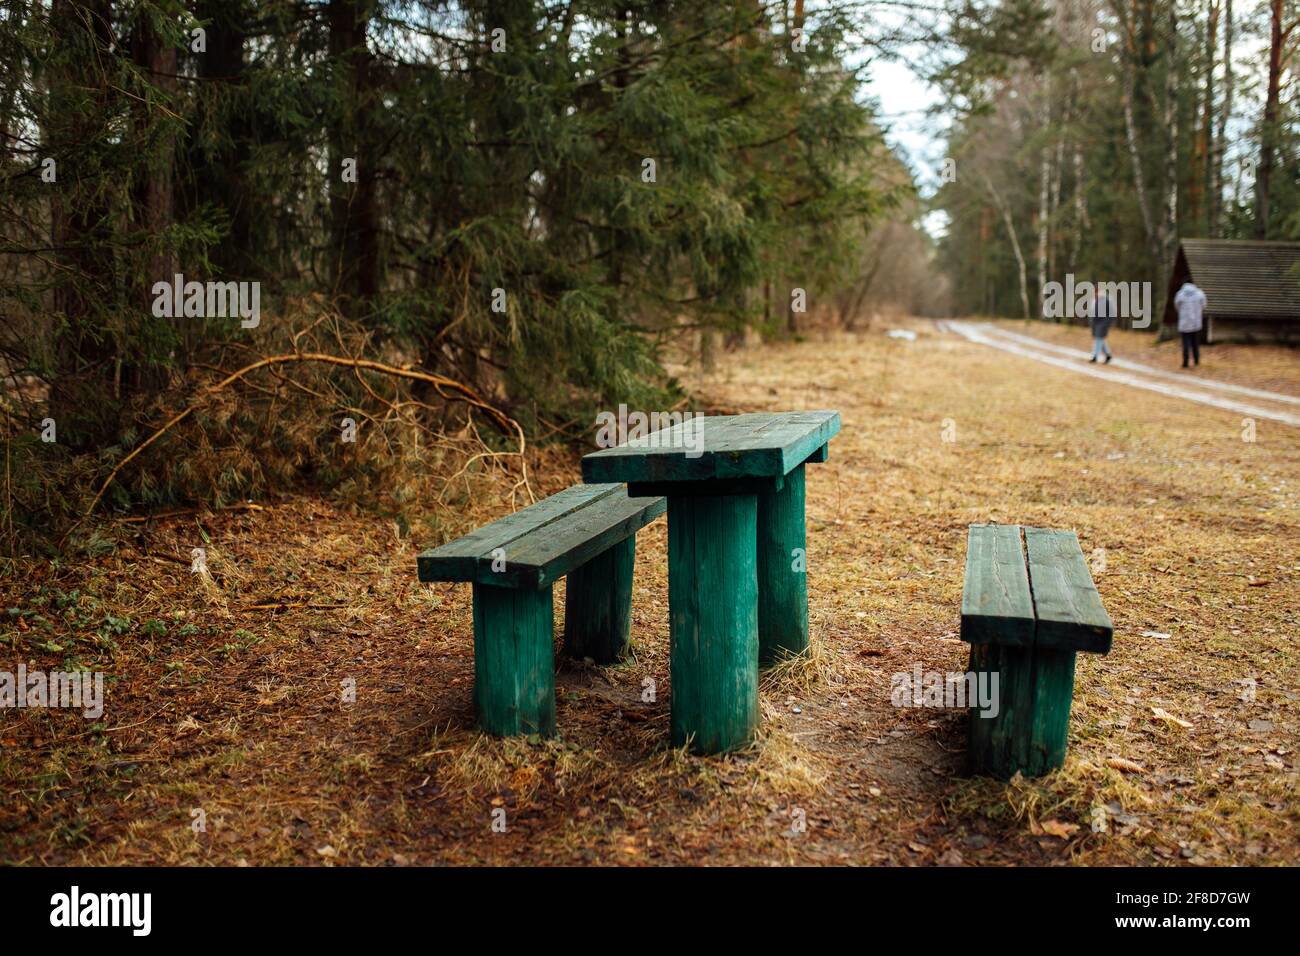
[484,492,664,589]
[626,476,784,498]
[960,524,1035,648]
[1024,527,1114,654]
[668,493,759,754]
[418,485,663,589]
[967,641,1076,778]
[757,463,808,665]
[805,443,829,464]
[959,523,1108,778]
[582,410,840,484]
[471,582,556,737]
[562,535,635,664]
[418,483,622,582]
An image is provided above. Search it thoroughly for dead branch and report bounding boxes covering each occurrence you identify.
[85,352,525,518]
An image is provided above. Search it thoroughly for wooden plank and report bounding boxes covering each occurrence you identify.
[586,415,766,483]
[581,410,840,484]
[562,535,636,664]
[482,492,665,588]
[967,641,1076,779]
[417,483,622,582]
[757,463,808,665]
[711,412,841,477]
[1024,527,1114,654]
[626,476,783,498]
[472,582,556,737]
[960,524,1034,648]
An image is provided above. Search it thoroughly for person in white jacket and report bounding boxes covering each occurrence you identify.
[1173,281,1207,368]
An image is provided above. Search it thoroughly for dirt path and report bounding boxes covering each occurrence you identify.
[939,320,1300,427]
[3,322,1297,866]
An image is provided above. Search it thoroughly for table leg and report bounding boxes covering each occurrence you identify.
[668,493,759,754]
[757,463,808,665]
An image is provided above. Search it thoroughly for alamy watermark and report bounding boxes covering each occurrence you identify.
[1,665,104,719]
[891,664,999,718]
[594,404,704,458]
[151,273,260,329]
[1041,274,1152,329]
[49,886,150,936]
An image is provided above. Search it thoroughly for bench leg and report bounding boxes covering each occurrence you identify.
[562,535,636,664]
[757,462,808,665]
[967,642,1076,778]
[668,493,759,754]
[472,582,556,737]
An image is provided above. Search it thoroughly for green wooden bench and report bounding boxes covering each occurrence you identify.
[960,524,1114,778]
[417,483,665,737]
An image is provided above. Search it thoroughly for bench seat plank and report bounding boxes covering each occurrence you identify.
[491,491,666,588]
[417,483,622,583]
[1024,527,1114,654]
[418,484,665,589]
[960,524,1035,648]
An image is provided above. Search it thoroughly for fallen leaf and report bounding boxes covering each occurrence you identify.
[1140,630,1171,640]
[1151,707,1194,729]
[1039,820,1080,839]
[1106,756,1147,774]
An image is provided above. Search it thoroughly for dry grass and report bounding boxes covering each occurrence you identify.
[1,318,1296,866]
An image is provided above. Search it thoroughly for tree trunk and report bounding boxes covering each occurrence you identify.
[1199,1,1219,236]
[328,0,380,314]
[1211,0,1232,237]
[1070,137,1087,268]
[132,10,178,370]
[193,1,252,278]
[1255,0,1288,238]
[1122,86,1161,272]
[48,0,119,449]
[983,172,1031,320]
[1037,74,1051,304]
[1115,0,1162,277]
[1159,1,1179,304]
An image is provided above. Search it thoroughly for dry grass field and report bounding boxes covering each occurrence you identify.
[3,319,1296,866]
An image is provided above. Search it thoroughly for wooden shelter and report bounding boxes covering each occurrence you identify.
[1162,239,1300,343]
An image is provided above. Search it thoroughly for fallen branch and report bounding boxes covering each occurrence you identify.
[85,352,523,518]
[115,502,267,524]
[240,602,349,612]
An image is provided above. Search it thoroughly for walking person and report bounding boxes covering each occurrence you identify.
[1174,280,1207,368]
[1089,286,1115,364]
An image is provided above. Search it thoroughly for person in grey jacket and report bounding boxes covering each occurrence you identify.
[1174,281,1207,368]
[1089,287,1115,364]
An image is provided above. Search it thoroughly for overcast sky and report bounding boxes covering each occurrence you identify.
[862,50,951,239]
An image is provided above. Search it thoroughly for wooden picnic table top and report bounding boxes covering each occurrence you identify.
[581,410,840,485]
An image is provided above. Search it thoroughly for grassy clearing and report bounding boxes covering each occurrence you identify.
[1,319,1296,865]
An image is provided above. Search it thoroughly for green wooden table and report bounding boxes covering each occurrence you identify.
[581,410,840,753]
